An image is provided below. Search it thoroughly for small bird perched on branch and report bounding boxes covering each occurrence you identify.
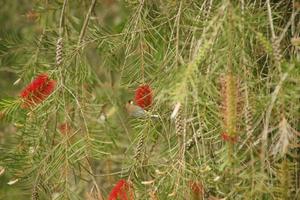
[126,100,158,118]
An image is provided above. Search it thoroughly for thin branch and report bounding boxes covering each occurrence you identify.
[260,63,295,172]
[266,0,276,39]
[278,9,300,43]
[77,0,97,46]
[175,1,182,67]
[59,0,68,36]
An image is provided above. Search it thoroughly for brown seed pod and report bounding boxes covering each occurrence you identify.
[56,37,63,66]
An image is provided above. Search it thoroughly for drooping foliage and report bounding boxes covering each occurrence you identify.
[0,0,299,200]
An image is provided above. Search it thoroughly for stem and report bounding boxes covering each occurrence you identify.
[266,0,276,39]
[260,64,294,173]
[175,1,182,67]
[77,0,97,46]
[59,0,68,37]
[278,9,300,43]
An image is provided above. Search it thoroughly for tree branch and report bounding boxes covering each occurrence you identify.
[78,0,97,46]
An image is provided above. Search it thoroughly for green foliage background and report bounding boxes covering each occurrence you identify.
[0,0,299,199]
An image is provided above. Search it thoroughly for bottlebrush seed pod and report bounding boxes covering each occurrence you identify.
[31,186,39,200]
[175,104,184,136]
[272,38,282,65]
[56,37,63,66]
[134,84,153,110]
[20,74,56,108]
[134,135,145,161]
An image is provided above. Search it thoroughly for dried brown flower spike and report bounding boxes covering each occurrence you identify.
[220,74,241,142]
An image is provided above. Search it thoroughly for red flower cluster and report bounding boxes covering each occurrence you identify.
[134,84,153,109]
[20,74,56,108]
[221,132,238,143]
[108,179,134,200]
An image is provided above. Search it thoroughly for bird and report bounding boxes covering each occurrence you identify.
[125,100,158,118]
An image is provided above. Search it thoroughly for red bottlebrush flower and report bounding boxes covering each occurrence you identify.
[134,84,153,109]
[221,132,238,143]
[108,179,134,200]
[20,74,56,108]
